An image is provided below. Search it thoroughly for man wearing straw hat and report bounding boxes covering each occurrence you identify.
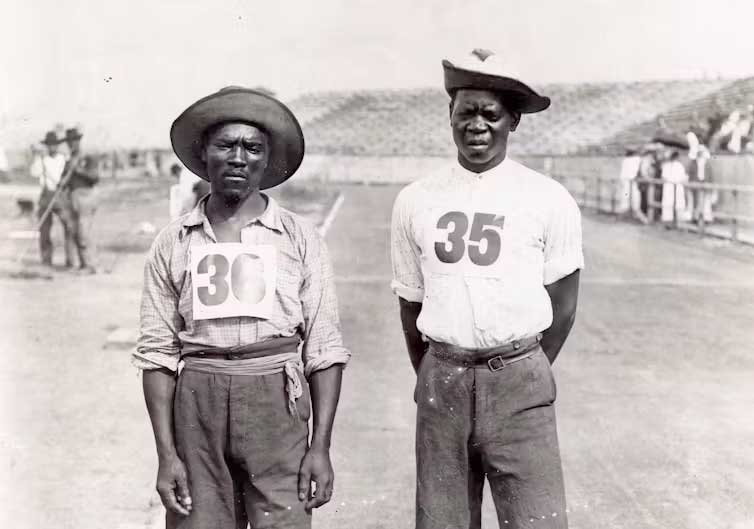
[134,86,350,529]
[63,126,100,273]
[29,130,73,267]
[391,49,583,528]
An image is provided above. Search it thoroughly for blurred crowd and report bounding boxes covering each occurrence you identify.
[699,103,754,155]
[616,142,715,226]
[614,101,754,225]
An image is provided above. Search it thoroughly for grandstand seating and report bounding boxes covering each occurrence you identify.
[589,77,754,154]
[289,78,748,156]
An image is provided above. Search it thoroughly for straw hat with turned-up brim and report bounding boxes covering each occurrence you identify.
[442,49,551,114]
[170,86,305,190]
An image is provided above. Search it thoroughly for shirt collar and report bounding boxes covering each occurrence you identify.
[452,156,512,179]
[181,193,283,234]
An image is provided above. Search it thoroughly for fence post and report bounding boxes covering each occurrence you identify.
[596,177,602,213]
[731,190,739,242]
[583,178,588,209]
[673,183,679,229]
[610,179,617,215]
[698,185,706,237]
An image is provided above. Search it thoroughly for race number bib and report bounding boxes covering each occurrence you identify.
[424,209,507,277]
[190,243,277,320]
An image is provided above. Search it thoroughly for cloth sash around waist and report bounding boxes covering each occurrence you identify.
[179,336,303,416]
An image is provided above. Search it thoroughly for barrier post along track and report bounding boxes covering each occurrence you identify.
[731,189,739,242]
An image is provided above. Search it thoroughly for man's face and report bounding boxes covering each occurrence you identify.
[201,122,270,204]
[46,142,59,156]
[450,89,520,172]
[67,138,81,154]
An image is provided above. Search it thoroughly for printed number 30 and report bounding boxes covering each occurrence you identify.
[197,253,266,306]
[434,212,505,265]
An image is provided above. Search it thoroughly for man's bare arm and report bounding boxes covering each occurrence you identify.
[142,368,192,516]
[398,297,427,373]
[298,364,343,511]
[541,270,580,364]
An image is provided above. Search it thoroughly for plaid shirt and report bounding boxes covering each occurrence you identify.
[134,195,350,377]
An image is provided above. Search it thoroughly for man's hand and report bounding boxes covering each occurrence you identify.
[298,446,334,511]
[156,454,192,516]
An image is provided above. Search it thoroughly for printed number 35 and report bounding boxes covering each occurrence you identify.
[434,211,505,265]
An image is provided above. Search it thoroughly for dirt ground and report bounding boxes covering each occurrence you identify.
[1,180,753,529]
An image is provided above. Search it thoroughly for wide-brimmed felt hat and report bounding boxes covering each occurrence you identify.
[41,131,61,145]
[65,127,83,142]
[170,86,305,188]
[442,49,551,114]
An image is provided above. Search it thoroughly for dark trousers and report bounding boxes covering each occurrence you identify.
[37,188,74,266]
[415,345,568,529]
[68,187,96,268]
[167,368,312,529]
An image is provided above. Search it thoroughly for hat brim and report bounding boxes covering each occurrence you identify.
[442,60,551,114]
[170,88,305,189]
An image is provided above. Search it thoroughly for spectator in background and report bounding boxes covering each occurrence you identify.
[168,162,211,220]
[727,106,753,153]
[63,127,100,274]
[616,148,641,216]
[0,144,8,180]
[30,130,74,267]
[660,150,689,224]
[686,127,700,160]
[705,97,728,145]
[688,145,715,223]
[689,111,710,146]
[168,163,190,220]
[637,147,660,221]
[709,110,740,152]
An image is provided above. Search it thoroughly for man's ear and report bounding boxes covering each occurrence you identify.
[510,112,521,132]
[199,146,207,164]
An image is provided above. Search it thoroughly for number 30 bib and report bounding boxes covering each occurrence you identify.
[190,243,277,320]
[424,208,508,278]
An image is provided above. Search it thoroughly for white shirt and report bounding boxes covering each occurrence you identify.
[29,153,66,191]
[390,157,584,349]
[661,160,687,184]
[619,155,641,181]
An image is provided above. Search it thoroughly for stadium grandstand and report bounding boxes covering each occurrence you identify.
[287,77,752,157]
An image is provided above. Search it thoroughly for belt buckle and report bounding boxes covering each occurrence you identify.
[487,355,507,371]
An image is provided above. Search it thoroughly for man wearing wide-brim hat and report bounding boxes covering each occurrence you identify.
[135,86,350,529]
[29,130,74,267]
[391,50,583,528]
[63,126,100,274]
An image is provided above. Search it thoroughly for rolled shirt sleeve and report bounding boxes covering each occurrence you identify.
[390,188,425,302]
[543,190,585,285]
[133,233,184,371]
[299,228,351,377]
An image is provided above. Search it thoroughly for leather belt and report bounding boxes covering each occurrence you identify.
[428,334,542,372]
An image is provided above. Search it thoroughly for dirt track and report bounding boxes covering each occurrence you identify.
[2,181,754,529]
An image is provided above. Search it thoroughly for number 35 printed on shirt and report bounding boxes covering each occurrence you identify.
[426,210,507,277]
[190,243,277,320]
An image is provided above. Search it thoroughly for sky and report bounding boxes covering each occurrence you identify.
[2,0,754,149]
